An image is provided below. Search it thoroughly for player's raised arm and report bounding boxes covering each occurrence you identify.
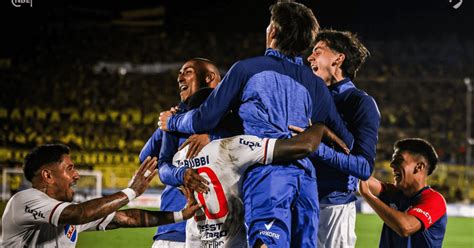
[59,156,157,225]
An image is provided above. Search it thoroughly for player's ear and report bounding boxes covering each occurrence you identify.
[268,22,277,39]
[205,72,215,85]
[333,53,345,67]
[40,169,54,184]
[414,161,426,174]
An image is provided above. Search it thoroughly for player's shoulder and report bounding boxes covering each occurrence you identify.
[11,188,44,201]
[347,87,379,111]
[211,135,264,150]
[6,188,47,209]
[420,187,447,206]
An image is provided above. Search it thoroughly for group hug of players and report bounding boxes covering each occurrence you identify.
[2,2,447,248]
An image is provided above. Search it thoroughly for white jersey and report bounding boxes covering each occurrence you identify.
[173,135,276,248]
[1,188,115,248]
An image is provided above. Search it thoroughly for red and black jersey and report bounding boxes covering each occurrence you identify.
[378,185,447,248]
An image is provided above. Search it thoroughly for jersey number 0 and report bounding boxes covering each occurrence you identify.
[196,167,229,220]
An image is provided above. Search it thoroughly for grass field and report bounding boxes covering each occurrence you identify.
[77,214,474,248]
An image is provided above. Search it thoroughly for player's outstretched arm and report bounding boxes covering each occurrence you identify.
[58,157,158,225]
[106,187,201,229]
[273,123,326,162]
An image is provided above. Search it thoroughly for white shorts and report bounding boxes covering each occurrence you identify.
[151,240,185,248]
[318,201,357,248]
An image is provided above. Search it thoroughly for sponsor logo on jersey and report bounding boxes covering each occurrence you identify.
[64,224,77,242]
[259,230,280,239]
[176,155,210,168]
[259,219,280,239]
[198,223,228,239]
[201,240,225,248]
[411,207,433,225]
[25,205,45,220]
[239,138,262,151]
[264,219,275,230]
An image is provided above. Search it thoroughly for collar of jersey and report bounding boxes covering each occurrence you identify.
[264,48,304,65]
[329,78,354,94]
[178,101,190,113]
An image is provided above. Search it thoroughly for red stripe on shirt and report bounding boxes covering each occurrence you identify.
[263,138,269,164]
[49,202,65,225]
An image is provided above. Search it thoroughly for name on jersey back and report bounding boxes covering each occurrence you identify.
[176,155,210,168]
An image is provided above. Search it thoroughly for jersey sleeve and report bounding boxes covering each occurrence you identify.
[139,128,162,163]
[227,135,276,167]
[407,190,447,229]
[12,190,72,227]
[77,212,116,232]
[310,142,372,180]
[158,132,187,186]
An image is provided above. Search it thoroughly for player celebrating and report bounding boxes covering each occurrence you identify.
[1,144,201,247]
[307,29,380,247]
[158,3,353,247]
[359,138,447,248]
[139,58,221,248]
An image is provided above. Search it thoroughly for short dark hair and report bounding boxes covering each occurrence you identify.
[23,144,70,182]
[270,1,319,57]
[394,138,438,176]
[189,58,219,88]
[186,87,214,109]
[315,29,369,79]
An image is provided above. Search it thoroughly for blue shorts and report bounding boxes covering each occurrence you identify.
[242,165,319,248]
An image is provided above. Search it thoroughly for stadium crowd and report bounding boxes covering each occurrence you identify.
[1,26,471,164]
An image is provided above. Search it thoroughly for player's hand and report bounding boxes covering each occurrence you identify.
[179,134,210,159]
[158,111,172,131]
[180,187,202,220]
[183,168,209,193]
[358,179,371,197]
[169,106,180,115]
[323,127,350,154]
[128,156,158,196]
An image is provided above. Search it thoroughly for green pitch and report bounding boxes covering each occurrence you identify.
[77,214,474,248]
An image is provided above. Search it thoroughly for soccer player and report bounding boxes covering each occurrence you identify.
[139,58,221,248]
[158,3,354,247]
[306,30,381,247]
[1,144,201,247]
[359,138,447,248]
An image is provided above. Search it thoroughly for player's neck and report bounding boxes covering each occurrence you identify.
[326,71,344,86]
[33,181,50,196]
[402,180,427,197]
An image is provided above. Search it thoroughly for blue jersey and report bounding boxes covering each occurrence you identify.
[314,79,381,205]
[167,49,354,177]
[139,128,163,162]
[378,185,447,248]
